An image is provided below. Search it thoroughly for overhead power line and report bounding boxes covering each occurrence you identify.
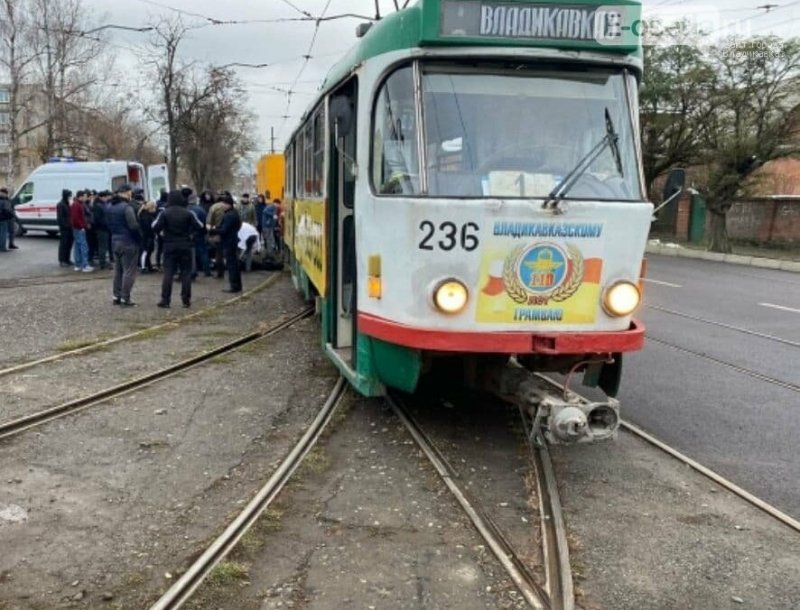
[131,0,375,27]
[708,0,800,35]
[277,0,314,19]
[278,0,335,140]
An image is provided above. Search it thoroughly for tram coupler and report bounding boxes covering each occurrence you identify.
[488,365,620,445]
[523,384,619,445]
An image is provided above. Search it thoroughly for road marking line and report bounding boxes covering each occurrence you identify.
[644,278,682,288]
[759,302,800,315]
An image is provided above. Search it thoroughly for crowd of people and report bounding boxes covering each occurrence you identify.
[47,184,285,307]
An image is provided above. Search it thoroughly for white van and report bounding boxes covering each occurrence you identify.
[11,159,169,235]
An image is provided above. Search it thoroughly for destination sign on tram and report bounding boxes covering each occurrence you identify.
[439,1,638,45]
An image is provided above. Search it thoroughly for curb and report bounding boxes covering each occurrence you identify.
[646,244,800,274]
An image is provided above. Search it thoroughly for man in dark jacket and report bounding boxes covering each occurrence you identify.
[56,189,74,266]
[108,184,142,306]
[189,195,210,278]
[154,188,168,271]
[152,189,204,308]
[0,187,13,252]
[209,194,242,293]
[91,191,111,269]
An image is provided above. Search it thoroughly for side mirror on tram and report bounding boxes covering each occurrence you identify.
[330,96,354,138]
[662,168,685,204]
[653,167,686,216]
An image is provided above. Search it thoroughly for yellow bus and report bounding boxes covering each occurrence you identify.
[255,153,285,201]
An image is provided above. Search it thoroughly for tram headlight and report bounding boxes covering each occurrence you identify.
[433,279,469,314]
[602,281,641,317]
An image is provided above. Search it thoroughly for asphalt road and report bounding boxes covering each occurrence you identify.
[0,233,64,279]
[622,254,800,519]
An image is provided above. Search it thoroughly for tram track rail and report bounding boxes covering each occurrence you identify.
[148,377,347,610]
[0,306,314,441]
[536,374,800,536]
[387,392,571,610]
[0,274,282,380]
[0,273,110,290]
[647,305,800,350]
[518,407,574,610]
[647,335,800,394]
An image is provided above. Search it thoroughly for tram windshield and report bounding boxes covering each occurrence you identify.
[372,63,643,200]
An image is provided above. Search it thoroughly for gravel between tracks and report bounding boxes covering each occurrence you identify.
[185,395,534,610]
[0,274,340,609]
[0,269,274,369]
[0,272,291,423]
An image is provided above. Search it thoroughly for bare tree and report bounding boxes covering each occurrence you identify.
[142,16,191,181]
[0,0,38,185]
[142,17,255,188]
[29,0,106,161]
[177,67,255,189]
[70,98,162,164]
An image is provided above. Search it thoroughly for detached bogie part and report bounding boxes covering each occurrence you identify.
[521,382,620,445]
[491,364,620,445]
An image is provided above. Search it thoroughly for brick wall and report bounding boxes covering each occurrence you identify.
[724,198,800,245]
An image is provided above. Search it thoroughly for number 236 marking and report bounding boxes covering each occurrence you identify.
[418,221,480,252]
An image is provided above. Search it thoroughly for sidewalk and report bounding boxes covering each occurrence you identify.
[646,239,800,273]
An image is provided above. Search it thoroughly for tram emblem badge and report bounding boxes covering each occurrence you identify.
[502,243,585,305]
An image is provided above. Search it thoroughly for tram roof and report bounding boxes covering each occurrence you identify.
[321,0,642,93]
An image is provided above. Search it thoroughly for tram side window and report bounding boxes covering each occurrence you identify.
[372,66,420,195]
[286,144,295,199]
[295,131,305,197]
[303,122,314,196]
[312,108,325,197]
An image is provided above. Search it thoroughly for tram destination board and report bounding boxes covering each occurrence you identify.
[437,0,640,48]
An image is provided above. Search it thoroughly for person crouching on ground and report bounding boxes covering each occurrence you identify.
[108,184,142,306]
[209,194,242,293]
[152,190,203,308]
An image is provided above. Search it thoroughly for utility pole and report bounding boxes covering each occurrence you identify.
[270,126,276,154]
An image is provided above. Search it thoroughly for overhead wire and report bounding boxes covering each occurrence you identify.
[277,0,314,19]
[707,0,800,35]
[131,0,375,27]
[277,0,335,140]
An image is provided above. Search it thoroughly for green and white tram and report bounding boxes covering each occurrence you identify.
[284,0,651,441]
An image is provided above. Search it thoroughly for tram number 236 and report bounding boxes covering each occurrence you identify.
[418,221,480,252]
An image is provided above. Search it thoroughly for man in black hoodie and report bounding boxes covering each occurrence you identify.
[209,194,242,293]
[91,191,111,269]
[152,189,203,308]
[56,189,74,267]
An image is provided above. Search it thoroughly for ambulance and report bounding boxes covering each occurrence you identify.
[11,159,169,235]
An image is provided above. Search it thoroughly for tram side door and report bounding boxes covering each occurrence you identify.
[329,81,358,364]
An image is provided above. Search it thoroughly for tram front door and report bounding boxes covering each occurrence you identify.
[329,80,358,365]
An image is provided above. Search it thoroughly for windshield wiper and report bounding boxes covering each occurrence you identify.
[543,108,624,211]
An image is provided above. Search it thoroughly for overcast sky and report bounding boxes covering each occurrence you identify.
[82,0,800,159]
